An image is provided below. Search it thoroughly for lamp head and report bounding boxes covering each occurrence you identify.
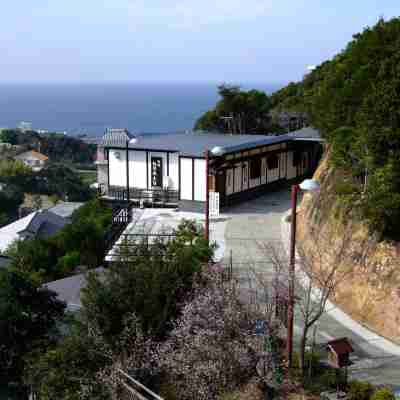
[211,146,224,156]
[129,136,138,144]
[299,179,320,192]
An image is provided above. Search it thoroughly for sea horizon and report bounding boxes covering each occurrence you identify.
[0,81,285,136]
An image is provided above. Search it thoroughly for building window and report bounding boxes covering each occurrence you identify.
[267,154,279,170]
[250,157,261,179]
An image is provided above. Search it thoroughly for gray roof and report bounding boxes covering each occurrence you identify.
[43,268,104,310]
[102,127,321,157]
[48,202,84,219]
[0,255,11,269]
[105,131,293,157]
[21,210,68,238]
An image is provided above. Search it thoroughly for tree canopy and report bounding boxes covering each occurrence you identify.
[0,270,66,385]
[24,221,216,399]
[195,84,281,134]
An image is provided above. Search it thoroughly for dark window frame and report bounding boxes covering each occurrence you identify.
[250,157,262,179]
[267,154,279,170]
[292,151,302,167]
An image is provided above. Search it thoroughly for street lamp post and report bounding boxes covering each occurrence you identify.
[204,149,210,244]
[286,179,320,370]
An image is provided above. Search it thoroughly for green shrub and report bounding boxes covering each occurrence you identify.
[334,181,359,196]
[348,380,375,400]
[371,388,396,400]
[55,251,81,276]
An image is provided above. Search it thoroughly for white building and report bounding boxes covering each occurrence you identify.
[15,150,49,171]
[99,127,323,208]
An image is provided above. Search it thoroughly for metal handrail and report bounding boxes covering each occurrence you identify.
[117,369,164,400]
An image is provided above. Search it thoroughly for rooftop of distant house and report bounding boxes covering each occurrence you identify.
[101,127,322,157]
[48,202,84,219]
[0,209,68,252]
[15,149,49,161]
[44,268,104,311]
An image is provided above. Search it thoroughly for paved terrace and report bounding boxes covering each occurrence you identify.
[106,208,227,263]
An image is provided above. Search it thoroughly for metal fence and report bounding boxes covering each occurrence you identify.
[103,206,135,256]
[107,233,178,262]
[100,184,179,206]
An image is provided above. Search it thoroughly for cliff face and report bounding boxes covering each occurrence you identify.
[298,154,400,343]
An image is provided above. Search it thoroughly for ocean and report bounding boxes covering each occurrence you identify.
[0,82,282,137]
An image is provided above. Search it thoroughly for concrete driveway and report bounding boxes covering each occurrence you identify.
[222,187,400,390]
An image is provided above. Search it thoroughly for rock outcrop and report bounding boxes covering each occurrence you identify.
[298,154,400,343]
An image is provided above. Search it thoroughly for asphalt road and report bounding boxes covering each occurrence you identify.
[222,187,400,390]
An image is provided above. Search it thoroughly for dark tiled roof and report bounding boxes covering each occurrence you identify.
[101,128,134,147]
[21,210,68,238]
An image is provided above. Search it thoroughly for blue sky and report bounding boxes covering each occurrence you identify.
[1,1,398,84]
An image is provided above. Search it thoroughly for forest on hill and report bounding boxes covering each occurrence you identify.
[272,17,400,240]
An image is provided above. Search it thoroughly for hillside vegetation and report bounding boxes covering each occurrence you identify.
[271,18,400,342]
[271,17,400,240]
[0,129,96,165]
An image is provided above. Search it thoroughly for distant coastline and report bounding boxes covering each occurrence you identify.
[0,82,283,136]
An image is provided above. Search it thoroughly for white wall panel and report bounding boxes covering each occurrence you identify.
[180,158,193,200]
[129,150,147,189]
[194,159,206,201]
[261,157,267,185]
[267,166,279,182]
[109,149,127,187]
[168,153,179,190]
[226,169,234,195]
[234,163,242,193]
